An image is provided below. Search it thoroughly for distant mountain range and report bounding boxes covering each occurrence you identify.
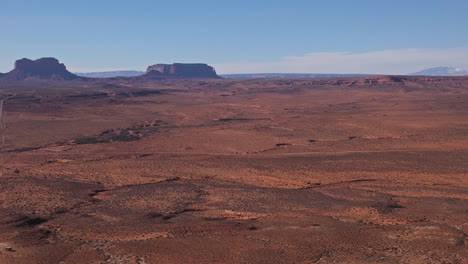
[71,72,374,79]
[410,67,468,76]
[220,73,374,79]
[75,71,145,78]
[71,68,468,79]
[4,59,468,81]
[68,67,468,79]
[0,58,221,82]
[75,64,220,79]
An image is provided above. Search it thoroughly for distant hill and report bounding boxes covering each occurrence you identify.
[1,57,80,81]
[75,71,145,78]
[220,73,374,79]
[76,64,221,79]
[75,72,373,80]
[0,59,221,83]
[144,63,220,79]
[410,67,468,76]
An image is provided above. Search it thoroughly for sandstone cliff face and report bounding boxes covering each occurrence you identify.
[1,58,79,81]
[146,63,220,78]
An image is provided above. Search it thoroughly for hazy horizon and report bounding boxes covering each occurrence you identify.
[1,0,468,74]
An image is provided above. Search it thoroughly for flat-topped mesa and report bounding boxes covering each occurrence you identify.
[146,63,220,78]
[2,57,79,81]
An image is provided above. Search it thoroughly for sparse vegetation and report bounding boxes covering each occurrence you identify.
[0,77,467,263]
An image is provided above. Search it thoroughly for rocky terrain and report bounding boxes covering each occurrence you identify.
[0,58,80,81]
[0,75,467,263]
[0,59,221,84]
[145,63,220,79]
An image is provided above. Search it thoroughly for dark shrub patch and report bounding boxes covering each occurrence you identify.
[16,217,48,227]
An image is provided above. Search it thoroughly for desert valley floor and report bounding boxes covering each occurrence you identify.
[0,77,467,263]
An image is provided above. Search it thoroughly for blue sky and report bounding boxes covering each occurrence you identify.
[1,0,468,74]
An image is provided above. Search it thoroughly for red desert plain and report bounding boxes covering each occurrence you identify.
[0,60,467,263]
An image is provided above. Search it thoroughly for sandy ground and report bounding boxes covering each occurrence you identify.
[0,77,467,263]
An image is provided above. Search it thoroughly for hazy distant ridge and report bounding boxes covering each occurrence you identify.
[220,73,374,79]
[410,67,468,76]
[75,71,145,78]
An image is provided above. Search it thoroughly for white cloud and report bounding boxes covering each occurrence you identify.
[213,47,468,75]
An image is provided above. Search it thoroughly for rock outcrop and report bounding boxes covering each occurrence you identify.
[145,63,220,79]
[1,58,79,81]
